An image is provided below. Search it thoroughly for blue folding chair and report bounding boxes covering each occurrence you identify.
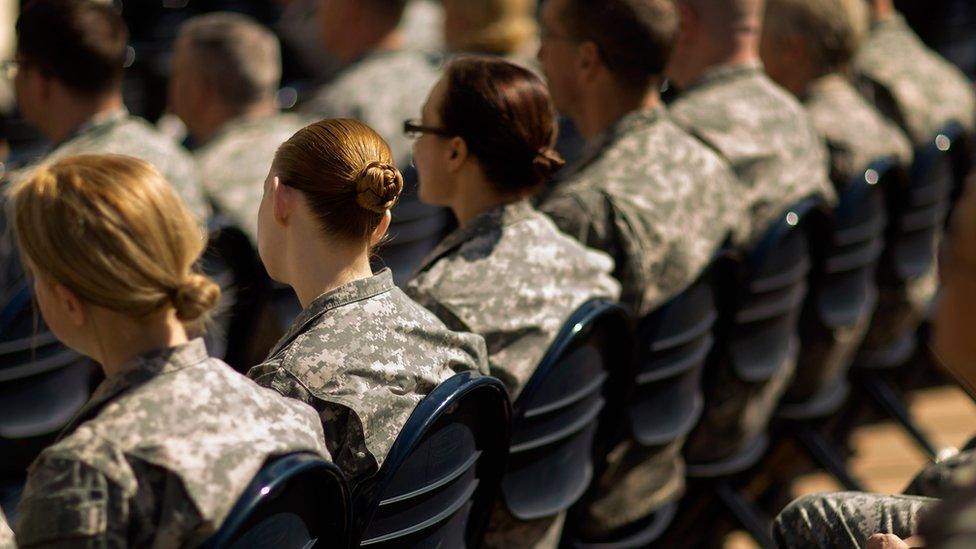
[352,372,511,548]
[202,452,348,549]
[501,300,631,524]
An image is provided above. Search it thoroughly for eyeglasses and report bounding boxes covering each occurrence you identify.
[403,119,452,139]
[0,60,19,80]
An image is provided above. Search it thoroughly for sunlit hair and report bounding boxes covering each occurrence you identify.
[443,0,538,56]
[764,0,869,76]
[8,154,220,326]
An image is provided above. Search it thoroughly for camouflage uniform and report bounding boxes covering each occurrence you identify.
[301,49,441,169]
[667,61,835,463]
[804,74,914,189]
[195,112,309,243]
[12,339,329,548]
[538,105,741,535]
[668,61,836,246]
[854,13,976,148]
[404,199,620,549]
[0,509,12,549]
[247,268,489,487]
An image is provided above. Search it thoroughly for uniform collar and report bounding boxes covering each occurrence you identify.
[568,105,668,178]
[680,60,765,96]
[59,338,210,440]
[414,199,535,274]
[268,269,396,358]
[871,12,909,34]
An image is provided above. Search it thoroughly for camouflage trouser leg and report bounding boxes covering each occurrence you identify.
[771,492,939,548]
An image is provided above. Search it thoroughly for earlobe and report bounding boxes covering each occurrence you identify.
[54,283,86,328]
[371,211,392,246]
[271,176,291,225]
[447,137,468,172]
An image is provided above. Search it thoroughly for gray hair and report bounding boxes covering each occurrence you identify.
[177,12,281,108]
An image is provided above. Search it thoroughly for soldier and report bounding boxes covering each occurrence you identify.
[855,0,975,150]
[773,175,976,548]
[246,118,489,487]
[535,0,741,540]
[404,56,621,548]
[5,155,328,547]
[170,12,310,244]
[300,0,440,170]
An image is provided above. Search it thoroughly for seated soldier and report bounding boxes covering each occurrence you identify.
[300,0,439,170]
[246,118,489,488]
[170,12,310,245]
[535,0,742,539]
[404,56,621,548]
[760,0,914,401]
[5,155,327,547]
[664,0,836,464]
[773,175,976,548]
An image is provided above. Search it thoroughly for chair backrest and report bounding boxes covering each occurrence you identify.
[501,300,631,521]
[629,268,721,449]
[201,452,348,549]
[374,166,453,285]
[786,160,892,409]
[0,330,96,476]
[200,215,270,371]
[352,372,511,548]
[889,123,961,281]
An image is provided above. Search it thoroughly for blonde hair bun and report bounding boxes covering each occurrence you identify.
[355,160,403,214]
[172,273,221,322]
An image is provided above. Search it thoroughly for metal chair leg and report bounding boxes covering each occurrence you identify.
[859,372,938,459]
[794,423,865,491]
[714,481,775,549]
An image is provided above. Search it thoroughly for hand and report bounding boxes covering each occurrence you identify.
[866,533,924,549]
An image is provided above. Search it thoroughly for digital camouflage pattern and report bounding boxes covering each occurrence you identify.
[301,49,441,169]
[918,480,976,549]
[247,269,489,486]
[538,105,739,533]
[905,448,976,498]
[772,491,938,548]
[539,106,741,319]
[804,73,914,188]
[668,61,836,245]
[196,112,310,243]
[0,510,12,549]
[405,199,619,549]
[405,199,620,398]
[854,14,976,147]
[13,339,328,548]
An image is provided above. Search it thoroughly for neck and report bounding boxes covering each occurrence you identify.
[193,99,277,145]
[286,226,375,308]
[576,86,660,141]
[46,92,124,144]
[95,309,190,378]
[669,36,761,89]
[341,28,403,65]
[450,168,519,226]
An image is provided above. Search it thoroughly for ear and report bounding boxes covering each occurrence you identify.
[370,210,392,246]
[445,136,469,174]
[34,69,54,103]
[577,40,601,82]
[52,281,86,328]
[271,176,295,226]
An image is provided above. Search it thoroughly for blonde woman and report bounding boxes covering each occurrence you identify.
[6,154,328,547]
[247,118,488,488]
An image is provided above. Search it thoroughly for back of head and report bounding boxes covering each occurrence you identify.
[443,0,538,56]
[9,154,220,324]
[274,119,405,242]
[441,56,564,192]
[560,0,679,92]
[764,0,868,76]
[16,0,128,97]
[682,0,766,34]
[176,12,281,109]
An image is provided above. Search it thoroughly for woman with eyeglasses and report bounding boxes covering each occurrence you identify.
[4,154,328,547]
[403,55,620,549]
[246,118,488,488]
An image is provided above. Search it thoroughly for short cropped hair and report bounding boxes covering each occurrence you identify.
[16,0,128,97]
[177,12,282,109]
[559,0,678,91]
[764,0,868,75]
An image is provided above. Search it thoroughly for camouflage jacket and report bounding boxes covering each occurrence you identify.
[14,339,328,548]
[804,73,914,188]
[854,14,976,147]
[668,61,836,244]
[405,199,620,398]
[247,269,489,485]
[195,112,310,243]
[538,106,741,318]
[301,49,441,169]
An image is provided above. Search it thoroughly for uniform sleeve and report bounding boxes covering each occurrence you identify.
[539,191,609,251]
[16,456,126,548]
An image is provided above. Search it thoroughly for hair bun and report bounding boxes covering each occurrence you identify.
[172,273,221,322]
[356,160,404,214]
[531,148,566,181]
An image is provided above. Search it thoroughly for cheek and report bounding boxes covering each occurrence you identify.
[414,144,449,204]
